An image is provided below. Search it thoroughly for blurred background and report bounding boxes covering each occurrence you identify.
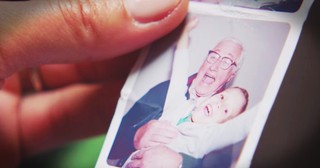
[251,1,320,167]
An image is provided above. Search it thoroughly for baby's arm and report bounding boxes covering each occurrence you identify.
[161,17,199,122]
[176,17,199,50]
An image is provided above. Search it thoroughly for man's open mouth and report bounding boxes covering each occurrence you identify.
[202,73,215,84]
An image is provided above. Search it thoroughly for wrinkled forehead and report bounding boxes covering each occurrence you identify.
[212,40,243,60]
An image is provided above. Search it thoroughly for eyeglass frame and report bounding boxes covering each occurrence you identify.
[206,50,237,70]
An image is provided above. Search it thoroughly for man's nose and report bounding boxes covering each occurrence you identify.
[209,61,220,71]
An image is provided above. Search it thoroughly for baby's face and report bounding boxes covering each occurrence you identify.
[191,88,246,124]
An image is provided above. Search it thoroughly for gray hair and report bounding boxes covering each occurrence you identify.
[217,37,245,73]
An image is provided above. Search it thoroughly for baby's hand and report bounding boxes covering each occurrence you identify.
[184,16,199,33]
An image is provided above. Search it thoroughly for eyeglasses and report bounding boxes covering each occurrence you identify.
[206,50,237,70]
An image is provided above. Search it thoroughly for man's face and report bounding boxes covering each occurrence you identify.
[191,88,246,124]
[193,40,242,97]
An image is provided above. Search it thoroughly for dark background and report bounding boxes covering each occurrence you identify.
[251,1,320,167]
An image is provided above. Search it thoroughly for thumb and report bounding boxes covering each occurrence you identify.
[0,0,188,79]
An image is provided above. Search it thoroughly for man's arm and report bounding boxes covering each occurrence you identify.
[126,145,204,168]
[134,120,179,149]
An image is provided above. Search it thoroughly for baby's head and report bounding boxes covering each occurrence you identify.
[191,87,249,124]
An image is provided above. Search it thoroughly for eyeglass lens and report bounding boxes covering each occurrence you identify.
[207,51,234,69]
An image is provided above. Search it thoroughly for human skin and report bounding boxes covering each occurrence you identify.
[0,0,188,84]
[0,0,189,167]
[126,145,183,168]
[130,87,247,167]
[132,16,199,151]
[175,16,244,98]
[133,87,248,149]
[131,18,244,167]
[134,120,180,150]
[191,39,243,97]
[191,87,247,124]
[132,88,247,163]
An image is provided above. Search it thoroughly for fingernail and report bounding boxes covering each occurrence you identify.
[124,0,181,23]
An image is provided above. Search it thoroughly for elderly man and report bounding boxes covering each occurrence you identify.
[108,18,244,167]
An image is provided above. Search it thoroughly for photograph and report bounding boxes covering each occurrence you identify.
[191,0,304,12]
[106,11,290,168]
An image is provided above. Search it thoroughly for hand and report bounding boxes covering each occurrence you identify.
[176,16,199,49]
[134,120,179,149]
[126,145,183,168]
[183,16,199,33]
[0,0,188,83]
[0,0,188,167]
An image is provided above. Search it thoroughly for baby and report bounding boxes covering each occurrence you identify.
[124,87,249,167]
[165,87,249,158]
[177,86,248,125]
